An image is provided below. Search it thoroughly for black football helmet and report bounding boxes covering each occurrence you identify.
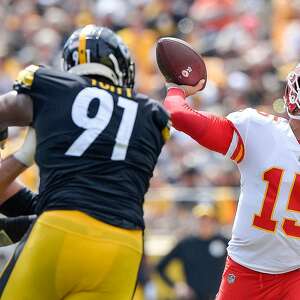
[62,25,135,88]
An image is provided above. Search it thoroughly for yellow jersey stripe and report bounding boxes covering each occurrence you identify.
[161,126,170,142]
[16,65,40,88]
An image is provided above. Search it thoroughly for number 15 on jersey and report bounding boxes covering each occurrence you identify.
[253,167,300,238]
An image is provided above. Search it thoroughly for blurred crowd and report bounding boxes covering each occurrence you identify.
[2,0,300,298]
[2,0,299,231]
[2,0,300,234]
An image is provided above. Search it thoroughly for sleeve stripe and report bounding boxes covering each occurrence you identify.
[234,144,244,163]
[230,130,245,163]
[16,65,40,88]
[225,130,238,159]
[225,128,245,164]
[161,126,171,142]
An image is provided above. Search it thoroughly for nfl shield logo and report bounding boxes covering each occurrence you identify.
[227,273,236,284]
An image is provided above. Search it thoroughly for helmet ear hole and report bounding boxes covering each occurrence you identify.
[62,25,135,88]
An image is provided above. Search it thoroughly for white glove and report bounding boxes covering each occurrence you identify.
[13,128,36,167]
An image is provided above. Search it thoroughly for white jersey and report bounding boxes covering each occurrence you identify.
[226,108,300,274]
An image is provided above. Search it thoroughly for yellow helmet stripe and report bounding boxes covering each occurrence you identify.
[78,30,87,64]
[78,25,95,64]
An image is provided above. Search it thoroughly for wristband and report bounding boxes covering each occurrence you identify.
[165,84,186,98]
[13,128,36,167]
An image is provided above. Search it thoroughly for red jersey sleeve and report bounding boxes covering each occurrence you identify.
[164,88,244,163]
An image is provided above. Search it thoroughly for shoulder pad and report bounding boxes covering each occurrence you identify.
[226,108,253,124]
[234,108,285,125]
[251,110,286,124]
[13,65,40,93]
[226,108,284,126]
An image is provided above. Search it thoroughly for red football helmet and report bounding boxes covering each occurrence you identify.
[284,64,300,119]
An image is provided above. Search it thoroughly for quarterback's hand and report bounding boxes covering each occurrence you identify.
[0,128,8,149]
[166,79,206,98]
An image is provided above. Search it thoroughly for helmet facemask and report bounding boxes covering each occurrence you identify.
[284,66,300,120]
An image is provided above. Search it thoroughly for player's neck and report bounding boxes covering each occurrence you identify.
[289,119,300,142]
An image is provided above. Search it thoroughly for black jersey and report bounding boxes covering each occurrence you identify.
[14,65,170,229]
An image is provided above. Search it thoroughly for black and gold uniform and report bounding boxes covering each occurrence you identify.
[17,66,168,231]
[0,26,169,300]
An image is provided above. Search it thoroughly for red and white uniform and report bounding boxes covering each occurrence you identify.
[164,88,300,299]
[227,108,300,274]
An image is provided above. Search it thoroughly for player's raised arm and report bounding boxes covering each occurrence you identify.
[0,91,33,130]
[164,83,241,158]
[157,38,244,162]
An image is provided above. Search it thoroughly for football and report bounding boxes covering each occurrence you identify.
[156,37,207,89]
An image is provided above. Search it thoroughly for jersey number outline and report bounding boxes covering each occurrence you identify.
[65,87,138,160]
[252,167,300,238]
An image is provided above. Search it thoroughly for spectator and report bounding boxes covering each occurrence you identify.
[156,203,228,300]
[2,1,299,298]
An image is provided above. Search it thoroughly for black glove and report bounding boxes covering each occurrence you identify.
[0,215,36,244]
[0,187,37,217]
[0,128,8,149]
